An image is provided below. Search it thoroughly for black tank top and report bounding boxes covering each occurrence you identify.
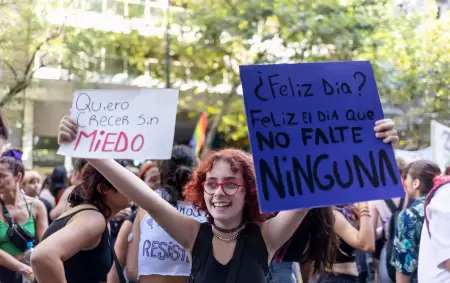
[335,238,355,263]
[190,223,270,283]
[41,208,113,283]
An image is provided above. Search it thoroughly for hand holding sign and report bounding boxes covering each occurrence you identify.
[240,61,403,212]
[57,89,179,160]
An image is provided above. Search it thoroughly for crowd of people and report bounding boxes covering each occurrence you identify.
[0,110,447,283]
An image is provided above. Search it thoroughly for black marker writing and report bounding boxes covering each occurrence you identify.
[353,71,367,96]
[258,149,398,201]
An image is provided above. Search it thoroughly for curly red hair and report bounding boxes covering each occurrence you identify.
[184,148,269,223]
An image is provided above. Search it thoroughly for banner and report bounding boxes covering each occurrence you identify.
[240,61,404,212]
[58,89,178,160]
[395,147,432,162]
[431,120,450,171]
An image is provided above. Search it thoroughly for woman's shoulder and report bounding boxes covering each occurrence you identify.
[57,204,103,222]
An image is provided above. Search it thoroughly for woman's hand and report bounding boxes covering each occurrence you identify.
[115,208,132,220]
[374,119,398,145]
[18,263,34,281]
[58,114,78,145]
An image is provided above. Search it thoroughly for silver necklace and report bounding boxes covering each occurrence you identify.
[212,225,245,241]
[212,230,241,241]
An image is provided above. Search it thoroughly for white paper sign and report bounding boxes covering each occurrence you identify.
[431,120,450,171]
[57,89,179,160]
[395,147,433,162]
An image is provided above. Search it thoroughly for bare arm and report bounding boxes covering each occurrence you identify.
[334,208,375,252]
[126,209,144,281]
[395,272,411,283]
[260,209,309,258]
[89,159,200,250]
[369,201,383,240]
[300,261,312,283]
[444,260,450,272]
[368,201,379,230]
[50,186,73,221]
[33,199,49,241]
[107,219,133,283]
[31,210,105,283]
[0,249,30,275]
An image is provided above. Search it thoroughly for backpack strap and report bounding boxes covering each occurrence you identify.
[107,231,127,283]
[408,207,421,219]
[0,198,13,226]
[189,223,212,283]
[384,199,397,213]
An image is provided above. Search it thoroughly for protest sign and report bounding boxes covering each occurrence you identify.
[240,61,404,212]
[431,120,450,171]
[58,89,178,160]
[395,147,432,162]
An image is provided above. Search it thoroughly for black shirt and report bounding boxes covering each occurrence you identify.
[190,223,269,283]
[42,208,113,283]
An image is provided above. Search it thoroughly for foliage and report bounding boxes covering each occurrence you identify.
[183,0,399,149]
[0,1,66,106]
[358,1,450,148]
[2,0,448,151]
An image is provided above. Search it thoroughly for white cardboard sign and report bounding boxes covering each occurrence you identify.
[431,120,450,171]
[57,89,179,160]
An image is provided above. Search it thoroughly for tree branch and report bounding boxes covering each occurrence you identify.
[0,80,30,107]
[24,18,66,79]
[0,11,67,106]
[2,60,18,81]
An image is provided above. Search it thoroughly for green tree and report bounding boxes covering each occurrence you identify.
[358,1,450,148]
[0,1,67,106]
[181,0,395,151]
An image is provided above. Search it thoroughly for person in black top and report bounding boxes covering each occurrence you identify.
[57,114,399,283]
[31,163,132,283]
[274,207,339,283]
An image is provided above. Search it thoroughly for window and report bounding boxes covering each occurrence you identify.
[128,2,146,18]
[106,0,125,15]
[32,149,65,167]
[150,6,164,19]
[85,0,103,12]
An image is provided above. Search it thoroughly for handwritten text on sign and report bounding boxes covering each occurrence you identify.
[57,89,178,160]
[240,61,404,212]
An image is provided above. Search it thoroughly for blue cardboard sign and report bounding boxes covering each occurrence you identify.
[239,61,404,212]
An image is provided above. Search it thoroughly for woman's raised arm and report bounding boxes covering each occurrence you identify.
[58,115,199,249]
[89,159,200,249]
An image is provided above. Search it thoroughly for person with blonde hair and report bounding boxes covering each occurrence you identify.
[21,171,43,199]
[22,171,52,221]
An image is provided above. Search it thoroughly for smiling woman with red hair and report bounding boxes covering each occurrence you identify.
[184,149,267,224]
[56,114,398,283]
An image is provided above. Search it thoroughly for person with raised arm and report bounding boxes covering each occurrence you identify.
[31,163,132,283]
[56,115,398,283]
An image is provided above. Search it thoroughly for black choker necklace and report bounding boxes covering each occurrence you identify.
[213,222,245,233]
